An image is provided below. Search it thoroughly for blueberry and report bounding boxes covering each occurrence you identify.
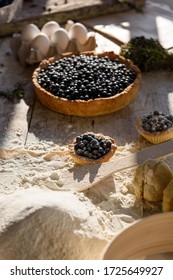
[92,149,98,155]
[74,132,114,160]
[83,151,89,157]
[142,111,173,132]
[38,54,137,101]
[90,139,99,148]
[79,142,85,148]
[76,149,83,156]
[153,110,160,115]
[106,140,112,148]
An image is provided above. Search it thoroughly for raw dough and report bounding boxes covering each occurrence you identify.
[162,178,173,212]
[133,159,173,202]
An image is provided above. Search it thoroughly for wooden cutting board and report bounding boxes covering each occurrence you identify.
[60,139,173,191]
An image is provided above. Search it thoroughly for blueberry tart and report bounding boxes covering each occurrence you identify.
[32,51,142,117]
[68,132,117,165]
[136,111,173,144]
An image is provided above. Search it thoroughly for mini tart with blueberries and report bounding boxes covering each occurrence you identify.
[68,132,117,165]
[32,51,142,117]
[136,111,173,144]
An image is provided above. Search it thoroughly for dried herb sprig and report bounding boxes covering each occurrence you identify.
[0,83,25,100]
[120,36,173,72]
[118,0,143,13]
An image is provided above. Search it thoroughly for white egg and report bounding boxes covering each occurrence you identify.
[69,23,88,45]
[41,21,60,38]
[31,33,50,57]
[21,24,40,43]
[51,28,69,50]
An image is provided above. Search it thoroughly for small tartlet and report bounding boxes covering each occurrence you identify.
[68,132,117,165]
[32,51,142,117]
[136,118,173,144]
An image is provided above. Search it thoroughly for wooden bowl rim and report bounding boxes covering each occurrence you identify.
[102,212,173,260]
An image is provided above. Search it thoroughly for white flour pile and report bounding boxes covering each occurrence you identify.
[0,143,143,260]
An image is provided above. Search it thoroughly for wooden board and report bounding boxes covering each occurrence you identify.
[0,37,35,148]
[59,140,173,191]
[0,0,145,37]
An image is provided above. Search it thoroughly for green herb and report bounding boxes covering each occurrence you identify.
[120,36,173,72]
[118,0,143,13]
[0,83,25,100]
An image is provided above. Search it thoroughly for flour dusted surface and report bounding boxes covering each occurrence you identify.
[0,143,143,259]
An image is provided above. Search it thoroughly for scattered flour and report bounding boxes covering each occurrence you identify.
[0,143,146,259]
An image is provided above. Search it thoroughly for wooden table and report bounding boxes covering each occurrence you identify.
[0,0,145,37]
[1,1,173,261]
[0,0,173,160]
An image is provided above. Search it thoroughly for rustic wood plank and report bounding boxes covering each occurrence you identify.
[0,0,145,37]
[82,1,173,50]
[0,37,35,148]
[26,99,96,146]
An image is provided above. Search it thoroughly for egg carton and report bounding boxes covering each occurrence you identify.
[10,20,97,66]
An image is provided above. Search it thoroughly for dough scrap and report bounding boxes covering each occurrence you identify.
[162,179,173,212]
[133,159,173,202]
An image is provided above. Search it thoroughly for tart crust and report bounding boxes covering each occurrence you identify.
[32,51,142,117]
[68,132,117,165]
[136,118,173,144]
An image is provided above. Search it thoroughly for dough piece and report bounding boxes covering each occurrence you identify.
[162,179,173,212]
[133,159,173,202]
[132,163,144,200]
